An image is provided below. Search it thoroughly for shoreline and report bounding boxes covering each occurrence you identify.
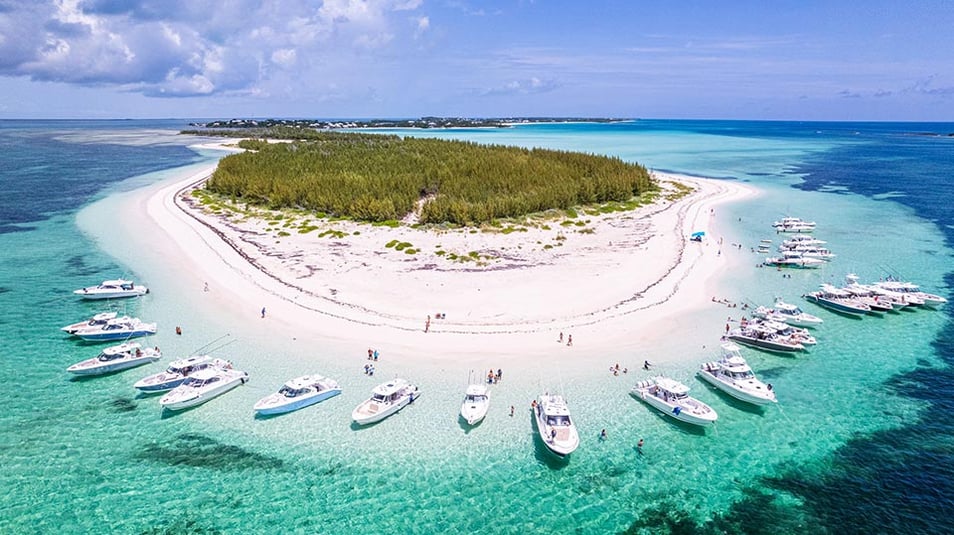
[100,142,756,369]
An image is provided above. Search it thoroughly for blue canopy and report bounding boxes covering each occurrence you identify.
[691,231,706,237]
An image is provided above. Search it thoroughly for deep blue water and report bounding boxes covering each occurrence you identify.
[1,119,952,533]
[0,120,201,233]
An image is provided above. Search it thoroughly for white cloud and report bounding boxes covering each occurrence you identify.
[0,0,425,97]
[271,48,297,68]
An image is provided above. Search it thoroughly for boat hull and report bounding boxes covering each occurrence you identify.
[727,335,803,353]
[74,289,147,300]
[67,356,160,375]
[533,408,579,458]
[134,376,186,392]
[254,389,341,415]
[460,403,489,425]
[634,391,717,426]
[804,296,868,316]
[160,376,247,411]
[697,371,776,406]
[352,390,419,425]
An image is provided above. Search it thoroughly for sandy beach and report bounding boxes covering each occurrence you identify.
[112,142,754,370]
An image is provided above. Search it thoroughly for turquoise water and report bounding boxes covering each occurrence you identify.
[0,120,951,533]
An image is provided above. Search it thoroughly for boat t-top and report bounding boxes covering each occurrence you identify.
[533,394,580,458]
[159,366,249,411]
[73,317,157,342]
[133,355,233,393]
[66,342,161,376]
[254,375,342,416]
[74,279,148,300]
[61,311,118,335]
[460,383,490,426]
[698,343,777,406]
[352,378,420,425]
[753,298,824,328]
[727,322,806,353]
[632,377,718,427]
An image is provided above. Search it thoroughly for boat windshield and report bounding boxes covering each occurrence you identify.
[371,393,389,402]
[547,415,570,426]
[280,387,308,397]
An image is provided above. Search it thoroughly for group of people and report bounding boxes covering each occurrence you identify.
[557,332,573,346]
[487,368,503,384]
[363,363,376,376]
[609,363,628,376]
[366,348,380,361]
[711,296,747,309]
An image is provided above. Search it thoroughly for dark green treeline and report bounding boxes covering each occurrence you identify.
[204,133,656,225]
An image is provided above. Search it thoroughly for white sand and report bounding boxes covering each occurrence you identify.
[116,142,755,371]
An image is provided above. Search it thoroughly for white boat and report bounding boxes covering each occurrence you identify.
[67,342,161,375]
[73,317,157,342]
[727,323,805,353]
[74,279,148,300]
[159,367,249,411]
[533,394,580,458]
[352,378,420,425]
[753,299,824,328]
[874,279,948,309]
[460,384,490,425]
[781,246,836,261]
[698,343,777,406]
[843,274,902,312]
[772,217,816,233]
[764,253,825,269]
[781,234,826,248]
[760,319,817,345]
[61,311,118,334]
[253,375,341,416]
[803,285,871,316]
[631,377,718,427]
[134,355,233,393]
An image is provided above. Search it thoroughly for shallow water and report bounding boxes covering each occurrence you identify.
[0,120,951,533]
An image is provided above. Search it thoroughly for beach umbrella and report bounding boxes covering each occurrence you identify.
[691,231,705,238]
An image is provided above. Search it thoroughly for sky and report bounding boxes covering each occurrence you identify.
[1,0,953,121]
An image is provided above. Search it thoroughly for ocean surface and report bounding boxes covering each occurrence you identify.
[0,119,952,534]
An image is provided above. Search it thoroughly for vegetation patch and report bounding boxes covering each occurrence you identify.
[385,239,399,248]
[318,229,346,239]
[394,242,413,251]
[204,132,655,225]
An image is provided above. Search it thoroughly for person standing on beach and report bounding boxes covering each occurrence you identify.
[567,334,573,346]
[558,332,563,343]
[261,307,266,318]
[425,315,431,333]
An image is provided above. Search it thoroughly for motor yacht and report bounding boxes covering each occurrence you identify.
[874,279,948,309]
[753,299,823,328]
[632,377,718,427]
[727,323,805,353]
[73,317,157,342]
[134,355,233,393]
[61,311,118,334]
[67,342,161,376]
[698,343,777,406]
[533,394,580,458]
[74,279,148,300]
[159,366,249,411]
[460,384,490,426]
[253,375,341,416]
[803,285,871,316]
[764,253,825,269]
[352,379,420,425]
